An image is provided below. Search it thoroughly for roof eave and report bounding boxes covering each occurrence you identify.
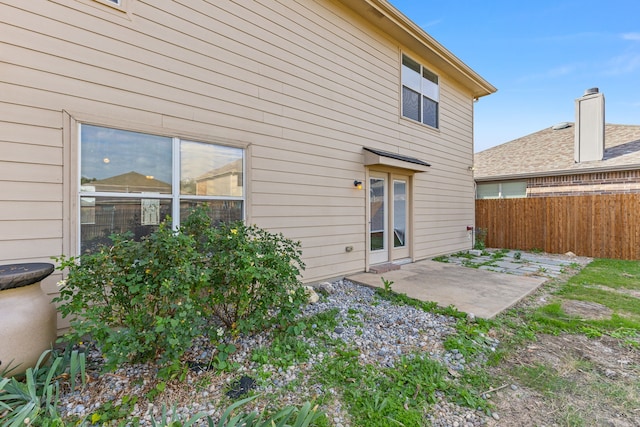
[340,0,497,99]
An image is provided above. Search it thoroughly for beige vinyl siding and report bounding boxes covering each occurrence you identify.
[408,77,476,258]
[0,93,65,304]
[1,0,479,298]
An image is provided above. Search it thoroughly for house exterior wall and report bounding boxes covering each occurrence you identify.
[1,0,478,329]
[477,170,640,198]
[527,170,640,197]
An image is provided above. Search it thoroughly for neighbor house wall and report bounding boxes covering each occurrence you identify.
[0,0,477,326]
[527,170,640,197]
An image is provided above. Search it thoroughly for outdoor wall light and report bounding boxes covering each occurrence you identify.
[354,180,363,190]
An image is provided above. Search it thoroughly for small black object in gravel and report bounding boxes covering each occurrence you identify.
[334,326,344,334]
[226,375,257,399]
[187,361,214,373]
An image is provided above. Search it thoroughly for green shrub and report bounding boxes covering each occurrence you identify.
[181,210,307,333]
[54,220,212,370]
[54,206,307,371]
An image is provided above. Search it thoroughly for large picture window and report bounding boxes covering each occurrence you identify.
[401,54,439,128]
[79,124,244,252]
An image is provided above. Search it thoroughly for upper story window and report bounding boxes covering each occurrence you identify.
[401,54,439,128]
[92,0,124,9]
[79,124,244,253]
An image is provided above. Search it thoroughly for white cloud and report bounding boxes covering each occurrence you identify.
[535,32,602,43]
[547,65,575,78]
[622,32,640,41]
[516,64,577,83]
[603,52,640,75]
[422,18,443,28]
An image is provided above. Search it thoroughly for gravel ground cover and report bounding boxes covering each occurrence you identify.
[58,279,499,426]
[51,251,640,427]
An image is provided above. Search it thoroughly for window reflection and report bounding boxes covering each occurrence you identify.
[370,178,385,251]
[81,125,172,194]
[393,180,407,248]
[79,125,245,253]
[180,141,243,196]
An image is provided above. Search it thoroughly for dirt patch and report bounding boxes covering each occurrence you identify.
[487,334,640,426]
[593,284,640,299]
[561,299,613,320]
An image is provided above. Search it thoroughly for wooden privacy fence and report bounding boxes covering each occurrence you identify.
[475,194,640,260]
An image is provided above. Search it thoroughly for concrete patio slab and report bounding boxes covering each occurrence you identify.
[347,260,547,319]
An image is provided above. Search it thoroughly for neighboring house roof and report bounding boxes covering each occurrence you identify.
[341,0,496,99]
[474,123,640,181]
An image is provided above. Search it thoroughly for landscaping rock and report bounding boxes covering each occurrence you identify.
[304,286,320,304]
[313,281,336,295]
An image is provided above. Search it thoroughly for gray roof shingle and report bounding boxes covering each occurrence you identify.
[474,123,640,181]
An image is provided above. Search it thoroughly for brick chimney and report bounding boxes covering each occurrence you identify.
[574,88,605,163]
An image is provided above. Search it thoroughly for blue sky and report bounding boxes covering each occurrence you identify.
[390,0,640,152]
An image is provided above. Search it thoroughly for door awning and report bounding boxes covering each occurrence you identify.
[363,147,431,172]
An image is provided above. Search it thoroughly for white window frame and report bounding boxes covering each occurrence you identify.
[92,0,126,11]
[77,123,246,252]
[401,54,440,128]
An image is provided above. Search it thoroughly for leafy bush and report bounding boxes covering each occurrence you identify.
[54,221,210,371]
[54,206,307,371]
[181,209,307,333]
[0,349,86,426]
